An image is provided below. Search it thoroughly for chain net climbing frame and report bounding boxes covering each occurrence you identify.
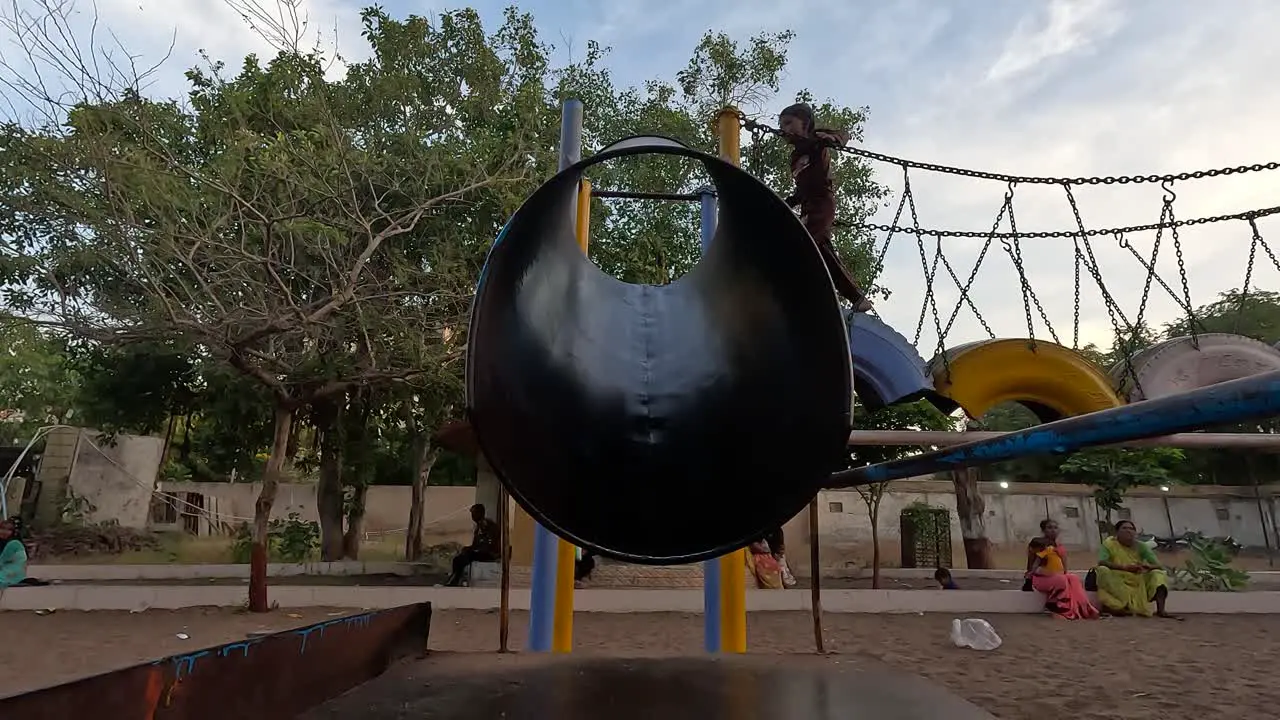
[738,113,1280,391]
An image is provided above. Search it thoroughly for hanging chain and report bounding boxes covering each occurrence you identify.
[999,186,1061,346]
[872,168,912,282]
[1072,242,1081,349]
[1063,184,1143,393]
[1236,219,1260,334]
[844,205,1280,239]
[940,200,1004,342]
[1133,199,1165,331]
[1258,231,1280,275]
[1162,182,1199,346]
[1114,233,1198,318]
[1001,184,1036,345]
[737,113,1280,187]
[904,168,946,352]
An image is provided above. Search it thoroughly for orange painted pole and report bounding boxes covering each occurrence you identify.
[551,178,592,653]
[714,106,748,654]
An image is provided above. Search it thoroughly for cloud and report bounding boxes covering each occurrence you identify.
[3,0,1277,357]
[984,0,1125,85]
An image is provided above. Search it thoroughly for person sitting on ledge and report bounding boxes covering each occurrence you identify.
[446,504,500,587]
[1028,537,1097,620]
[0,518,47,588]
[747,537,785,589]
[1094,519,1178,619]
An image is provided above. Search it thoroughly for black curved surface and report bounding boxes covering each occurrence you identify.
[467,136,853,564]
[305,657,997,720]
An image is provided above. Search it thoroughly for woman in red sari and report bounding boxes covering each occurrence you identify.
[1026,520,1098,619]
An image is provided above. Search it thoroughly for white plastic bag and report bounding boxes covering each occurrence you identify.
[950,618,1002,651]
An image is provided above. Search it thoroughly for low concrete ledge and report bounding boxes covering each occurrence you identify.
[3,585,1279,614]
[27,561,416,581]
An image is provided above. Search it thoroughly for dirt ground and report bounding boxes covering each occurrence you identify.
[2,607,1277,718]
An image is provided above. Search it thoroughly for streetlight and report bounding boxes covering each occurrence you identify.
[999,481,1010,490]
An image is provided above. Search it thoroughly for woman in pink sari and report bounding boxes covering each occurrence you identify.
[1028,535,1098,620]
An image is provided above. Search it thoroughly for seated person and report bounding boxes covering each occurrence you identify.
[746,538,784,590]
[934,567,959,589]
[1094,519,1176,619]
[574,548,596,587]
[1023,518,1065,591]
[1,518,46,588]
[1028,537,1097,619]
[764,526,797,588]
[446,504,500,587]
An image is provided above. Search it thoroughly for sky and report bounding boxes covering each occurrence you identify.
[3,0,1279,355]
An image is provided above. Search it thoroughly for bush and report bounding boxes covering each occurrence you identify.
[230,513,320,563]
[25,523,161,560]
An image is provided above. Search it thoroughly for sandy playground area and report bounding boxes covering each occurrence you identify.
[1,607,1277,719]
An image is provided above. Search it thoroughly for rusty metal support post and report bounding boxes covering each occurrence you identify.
[808,496,825,654]
[499,483,512,653]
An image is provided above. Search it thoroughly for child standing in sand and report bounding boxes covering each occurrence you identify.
[777,102,873,313]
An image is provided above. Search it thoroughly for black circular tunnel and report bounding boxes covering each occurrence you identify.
[466,135,854,564]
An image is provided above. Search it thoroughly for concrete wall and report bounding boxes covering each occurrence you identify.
[30,428,164,528]
[69,431,164,528]
[155,481,479,544]
[807,478,1280,572]
[130,474,1280,571]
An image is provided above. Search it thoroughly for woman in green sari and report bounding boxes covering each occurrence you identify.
[1094,519,1175,618]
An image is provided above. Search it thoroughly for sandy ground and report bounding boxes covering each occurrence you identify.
[3,607,1279,719]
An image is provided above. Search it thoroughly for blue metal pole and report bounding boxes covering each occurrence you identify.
[528,98,584,653]
[697,185,722,653]
[828,369,1280,488]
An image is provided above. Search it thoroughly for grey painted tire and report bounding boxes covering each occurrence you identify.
[1116,333,1280,402]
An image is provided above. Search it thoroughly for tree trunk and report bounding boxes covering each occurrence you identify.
[405,440,441,562]
[952,468,993,569]
[250,402,294,613]
[314,399,345,561]
[339,387,373,560]
[179,415,192,461]
[870,502,881,590]
[342,483,368,559]
[284,415,301,471]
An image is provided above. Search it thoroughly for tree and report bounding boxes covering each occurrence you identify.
[1059,446,1185,531]
[847,400,951,587]
[0,1,546,609]
[0,317,78,443]
[555,30,888,291]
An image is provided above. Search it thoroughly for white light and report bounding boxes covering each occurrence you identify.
[1160,485,1170,492]
[999,481,1010,489]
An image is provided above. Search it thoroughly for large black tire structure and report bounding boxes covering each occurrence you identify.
[466,136,854,564]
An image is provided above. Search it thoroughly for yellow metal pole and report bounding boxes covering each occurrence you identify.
[551,178,593,653]
[714,107,748,654]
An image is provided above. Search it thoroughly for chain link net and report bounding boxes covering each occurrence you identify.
[737,110,1280,389]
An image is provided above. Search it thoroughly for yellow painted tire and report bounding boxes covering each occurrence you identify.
[928,338,1123,420]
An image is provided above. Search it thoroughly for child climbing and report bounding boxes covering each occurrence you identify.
[777,103,874,312]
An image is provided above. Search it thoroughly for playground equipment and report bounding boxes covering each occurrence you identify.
[10,97,1280,720]
[846,312,937,409]
[465,100,1280,659]
[1110,333,1280,402]
[313,656,997,720]
[827,369,1280,487]
[928,338,1123,421]
[466,131,853,564]
[0,605,433,720]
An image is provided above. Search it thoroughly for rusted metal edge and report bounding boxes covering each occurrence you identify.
[0,603,432,720]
